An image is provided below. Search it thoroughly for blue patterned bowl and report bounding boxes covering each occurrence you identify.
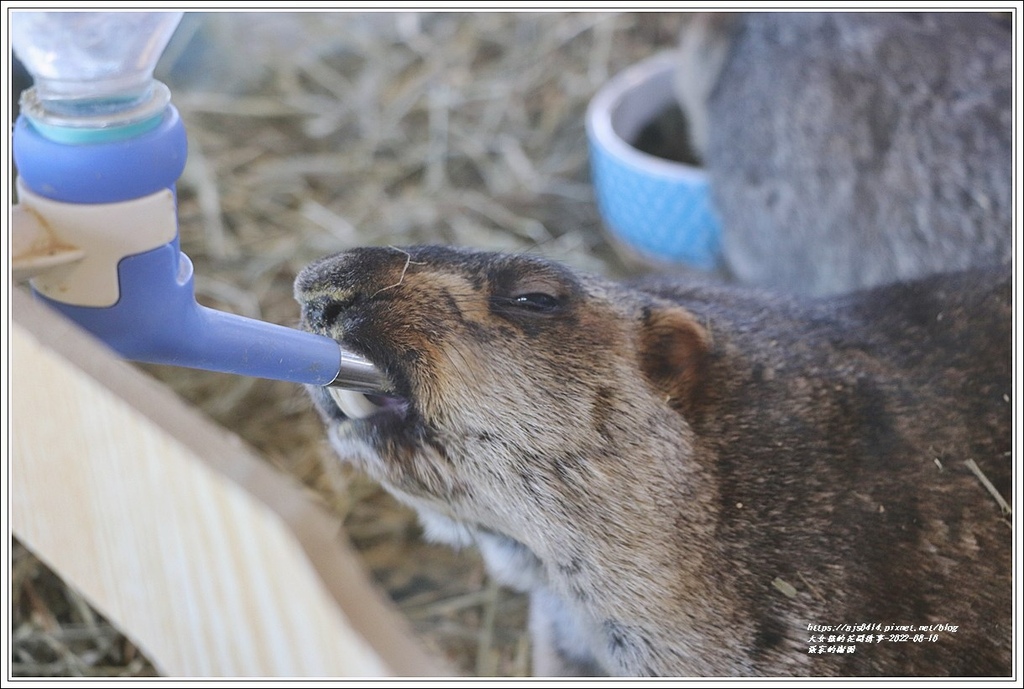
[586,52,721,270]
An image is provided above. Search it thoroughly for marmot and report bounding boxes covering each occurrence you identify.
[295,245,1012,676]
[674,12,1012,296]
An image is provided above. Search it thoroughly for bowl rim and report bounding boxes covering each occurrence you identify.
[586,51,705,182]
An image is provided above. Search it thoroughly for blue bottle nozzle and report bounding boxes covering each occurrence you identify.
[13,77,385,393]
[34,242,385,392]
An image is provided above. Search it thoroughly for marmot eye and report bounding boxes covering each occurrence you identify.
[512,292,561,313]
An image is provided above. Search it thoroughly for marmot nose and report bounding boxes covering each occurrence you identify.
[301,294,360,329]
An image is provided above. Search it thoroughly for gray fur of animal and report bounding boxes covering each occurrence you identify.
[296,245,1011,676]
[674,12,1012,297]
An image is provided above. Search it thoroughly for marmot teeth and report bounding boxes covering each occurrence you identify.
[328,387,381,419]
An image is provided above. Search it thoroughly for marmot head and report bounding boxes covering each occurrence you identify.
[295,246,711,549]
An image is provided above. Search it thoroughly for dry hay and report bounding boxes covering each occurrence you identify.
[10,11,692,677]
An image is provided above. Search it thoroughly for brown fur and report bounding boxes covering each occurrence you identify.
[295,245,1012,677]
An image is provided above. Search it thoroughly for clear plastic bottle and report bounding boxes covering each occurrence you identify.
[11,12,183,126]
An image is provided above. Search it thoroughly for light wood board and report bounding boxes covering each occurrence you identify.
[10,287,448,677]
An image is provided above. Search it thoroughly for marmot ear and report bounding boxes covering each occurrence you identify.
[637,305,710,416]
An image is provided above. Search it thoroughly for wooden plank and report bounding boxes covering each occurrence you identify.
[10,287,447,677]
